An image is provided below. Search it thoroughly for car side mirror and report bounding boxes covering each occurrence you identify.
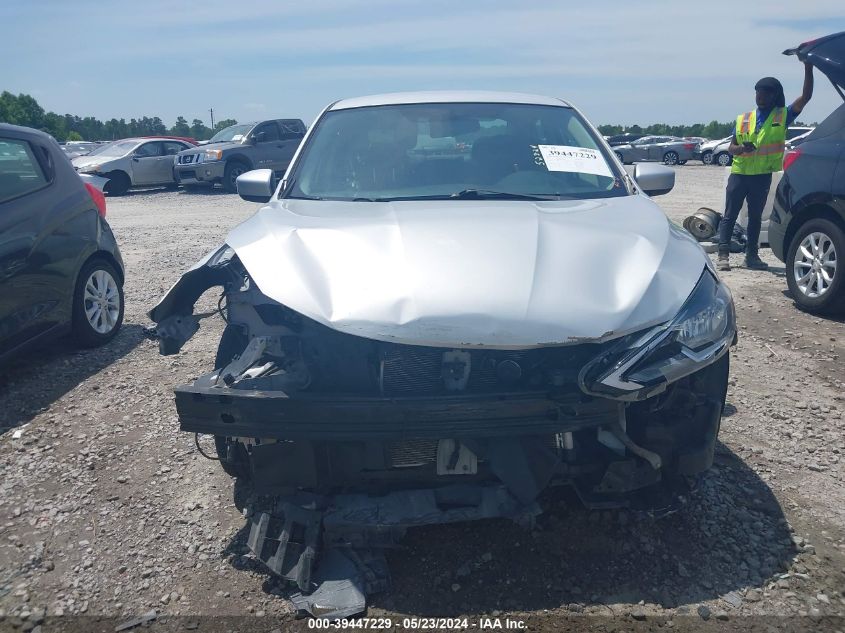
[632,163,675,196]
[237,169,274,203]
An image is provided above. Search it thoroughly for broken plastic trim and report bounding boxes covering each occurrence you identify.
[149,244,243,355]
[579,269,735,401]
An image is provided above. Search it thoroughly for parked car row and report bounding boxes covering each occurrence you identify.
[66,120,306,196]
[697,127,815,167]
[612,135,699,165]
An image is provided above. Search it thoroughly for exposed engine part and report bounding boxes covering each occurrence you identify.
[214,336,270,386]
[597,406,627,456]
[435,439,478,475]
[441,350,471,391]
[496,358,523,383]
[607,422,662,470]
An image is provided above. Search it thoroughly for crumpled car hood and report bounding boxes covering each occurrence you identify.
[221,195,706,348]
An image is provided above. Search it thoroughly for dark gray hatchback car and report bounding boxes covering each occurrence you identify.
[770,31,845,315]
[0,123,125,363]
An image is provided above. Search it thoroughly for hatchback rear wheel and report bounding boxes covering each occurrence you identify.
[72,259,124,347]
[786,218,844,314]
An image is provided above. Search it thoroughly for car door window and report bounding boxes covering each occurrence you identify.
[163,142,187,156]
[279,122,304,142]
[0,138,50,203]
[134,142,162,158]
[252,123,280,143]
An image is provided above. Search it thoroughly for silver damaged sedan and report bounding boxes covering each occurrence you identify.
[149,91,736,618]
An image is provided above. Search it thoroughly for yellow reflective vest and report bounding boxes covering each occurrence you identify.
[731,107,787,175]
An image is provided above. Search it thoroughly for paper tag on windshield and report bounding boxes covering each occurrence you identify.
[534,145,613,178]
[231,134,244,142]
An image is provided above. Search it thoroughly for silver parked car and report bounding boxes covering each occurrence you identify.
[71,137,195,195]
[150,91,736,619]
[709,127,814,167]
[612,135,699,165]
[697,136,732,165]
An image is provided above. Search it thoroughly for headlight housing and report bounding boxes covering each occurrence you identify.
[78,164,103,173]
[203,149,223,162]
[580,269,735,401]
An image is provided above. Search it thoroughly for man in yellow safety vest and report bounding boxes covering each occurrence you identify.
[717,62,814,271]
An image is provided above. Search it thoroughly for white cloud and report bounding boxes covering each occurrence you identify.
[2,1,842,125]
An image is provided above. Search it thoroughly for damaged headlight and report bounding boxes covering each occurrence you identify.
[580,269,735,400]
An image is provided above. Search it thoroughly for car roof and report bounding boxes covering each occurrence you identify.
[0,122,55,141]
[329,91,572,111]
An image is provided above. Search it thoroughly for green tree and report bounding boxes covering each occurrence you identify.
[66,131,83,141]
[171,116,191,136]
[190,118,211,140]
[214,118,238,131]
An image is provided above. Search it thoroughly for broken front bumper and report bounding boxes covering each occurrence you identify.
[176,386,618,440]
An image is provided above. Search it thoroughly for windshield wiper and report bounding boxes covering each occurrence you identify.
[450,189,560,200]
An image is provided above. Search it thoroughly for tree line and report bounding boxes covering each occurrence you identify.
[1,91,816,143]
[0,91,237,142]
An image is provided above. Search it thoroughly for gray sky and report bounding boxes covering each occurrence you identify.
[2,1,842,127]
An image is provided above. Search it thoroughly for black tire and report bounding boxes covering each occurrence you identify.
[715,152,732,167]
[614,151,624,163]
[213,325,252,479]
[785,218,845,315]
[702,150,713,165]
[663,151,679,165]
[223,160,249,194]
[103,171,130,196]
[71,258,124,347]
[678,160,688,165]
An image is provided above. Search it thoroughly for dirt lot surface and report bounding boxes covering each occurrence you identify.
[1,165,843,632]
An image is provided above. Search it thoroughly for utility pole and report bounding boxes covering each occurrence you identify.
[209,108,215,130]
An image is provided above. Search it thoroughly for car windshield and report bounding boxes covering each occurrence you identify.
[93,140,139,157]
[209,124,253,143]
[286,103,626,201]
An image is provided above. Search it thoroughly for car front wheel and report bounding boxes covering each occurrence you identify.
[786,219,845,314]
[104,171,131,196]
[715,152,732,167]
[702,150,713,165]
[223,161,248,194]
[72,259,124,347]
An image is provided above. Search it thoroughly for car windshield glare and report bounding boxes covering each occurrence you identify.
[287,103,626,201]
[209,124,253,143]
[94,140,139,157]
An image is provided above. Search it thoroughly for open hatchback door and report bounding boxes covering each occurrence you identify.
[785,31,845,100]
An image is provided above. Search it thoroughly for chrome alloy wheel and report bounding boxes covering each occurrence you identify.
[84,269,121,333]
[793,231,837,299]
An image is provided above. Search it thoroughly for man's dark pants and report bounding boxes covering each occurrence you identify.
[718,172,773,256]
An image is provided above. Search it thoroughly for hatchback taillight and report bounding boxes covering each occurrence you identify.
[684,143,696,150]
[85,182,107,217]
[783,148,802,171]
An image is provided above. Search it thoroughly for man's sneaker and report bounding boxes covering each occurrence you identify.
[744,253,769,270]
[716,253,731,271]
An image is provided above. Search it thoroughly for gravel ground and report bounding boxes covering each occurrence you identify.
[1,165,843,631]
